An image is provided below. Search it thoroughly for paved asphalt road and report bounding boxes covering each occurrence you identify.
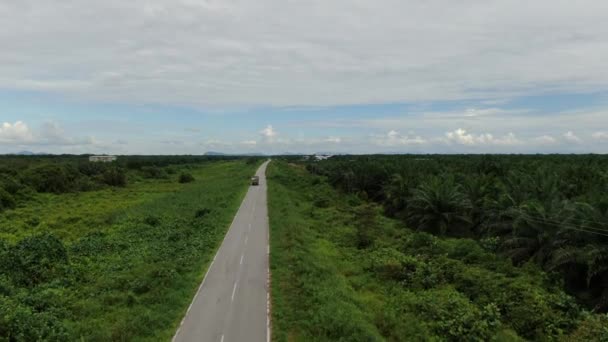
[173,160,271,342]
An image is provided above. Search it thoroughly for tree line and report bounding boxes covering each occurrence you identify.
[306,154,608,312]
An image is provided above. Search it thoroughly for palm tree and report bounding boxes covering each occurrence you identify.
[406,176,472,236]
[383,173,410,217]
[501,200,569,265]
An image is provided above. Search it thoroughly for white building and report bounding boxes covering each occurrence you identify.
[314,154,333,161]
[89,155,117,163]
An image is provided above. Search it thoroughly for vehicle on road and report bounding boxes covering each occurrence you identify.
[251,176,260,185]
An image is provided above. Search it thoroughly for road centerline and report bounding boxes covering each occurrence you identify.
[173,160,271,342]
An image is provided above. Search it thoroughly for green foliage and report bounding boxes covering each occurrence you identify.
[23,164,76,193]
[306,154,608,312]
[407,176,472,236]
[140,166,169,179]
[0,188,16,212]
[268,160,606,341]
[0,157,261,340]
[102,167,127,187]
[178,172,195,183]
[567,313,608,341]
[4,233,69,287]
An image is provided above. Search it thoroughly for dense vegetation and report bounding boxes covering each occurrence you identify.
[268,159,608,341]
[0,156,260,340]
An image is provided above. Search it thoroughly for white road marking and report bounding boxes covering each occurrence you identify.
[220,335,225,342]
[245,236,248,245]
[173,192,249,342]
[240,255,244,265]
[248,223,252,231]
[231,282,238,302]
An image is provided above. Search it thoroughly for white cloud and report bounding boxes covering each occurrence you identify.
[563,131,583,143]
[0,121,34,143]
[0,120,96,148]
[533,135,557,145]
[259,125,277,142]
[1,1,608,106]
[373,130,426,147]
[445,129,522,146]
[241,140,257,146]
[325,136,342,143]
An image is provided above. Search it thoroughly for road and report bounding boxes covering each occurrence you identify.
[173,160,271,342]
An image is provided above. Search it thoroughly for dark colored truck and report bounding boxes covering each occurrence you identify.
[251,176,260,186]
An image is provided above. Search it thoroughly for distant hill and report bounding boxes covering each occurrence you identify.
[204,151,227,156]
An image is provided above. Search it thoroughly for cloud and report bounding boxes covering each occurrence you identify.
[260,125,277,142]
[2,1,608,106]
[325,136,342,143]
[372,130,426,147]
[0,121,34,143]
[0,120,95,147]
[241,140,257,146]
[533,135,557,145]
[445,129,522,146]
[592,131,608,141]
[563,131,582,143]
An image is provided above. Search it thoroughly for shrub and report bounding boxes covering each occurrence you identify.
[103,168,127,187]
[178,173,195,183]
[567,313,608,341]
[367,247,410,280]
[140,166,168,179]
[143,215,161,227]
[354,205,378,249]
[22,164,76,193]
[0,296,69,341]
[0,188,16,211]
[402,288,502,341]
[6,233,69,287]
[0,176,23,195]
[195,208,211,218]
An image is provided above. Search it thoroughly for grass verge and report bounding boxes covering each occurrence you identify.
[268,160,606,341]
[0,160,260,341]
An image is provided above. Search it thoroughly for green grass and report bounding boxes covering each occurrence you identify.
[267,161,605,342]
[0,160,260,341]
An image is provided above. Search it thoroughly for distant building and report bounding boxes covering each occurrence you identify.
[89,155,117,163]
[314,154,333,161]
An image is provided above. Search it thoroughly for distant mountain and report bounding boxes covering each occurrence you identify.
[204,151,227,156]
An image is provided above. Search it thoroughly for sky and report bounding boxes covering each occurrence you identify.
[1,0,608,154]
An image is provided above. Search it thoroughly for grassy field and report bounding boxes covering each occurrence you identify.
[0,159,260,341]
[267,160,607,341]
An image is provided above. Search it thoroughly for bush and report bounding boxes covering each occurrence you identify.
[195,208,211,218]
[0,176,23,195]
[22,164,76,194]
[0,188,16,211]
[178,173,195,184]
[367,248,410,280]
[143,215,161,227]
[103,168,127,187]
[401,288,501,341]
[140,166,168,179]
[6,233,69,287]
[568,313,608,341]
[0,296,69,341]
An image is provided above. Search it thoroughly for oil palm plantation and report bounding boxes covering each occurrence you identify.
[407,176,472,236]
